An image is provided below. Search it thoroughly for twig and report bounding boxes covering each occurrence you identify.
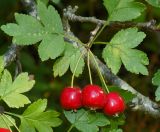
[4,44,21,67]
[88,23,102,46]
[14,56,22,79]
[20,0,37,18]
[64,6,160,31]
[109,20,159,31]
[63,6,105,24]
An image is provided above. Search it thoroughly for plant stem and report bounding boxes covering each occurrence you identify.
[93,42,109,45]
[89,51,109,93]
[1,114,12,132]
[64,33,87,47]
[87,51,93,85]
[3,114,21,132]
[4,111,21,118]
[71,53,84,88]
[67,125,74,132]
[88,21,109,48]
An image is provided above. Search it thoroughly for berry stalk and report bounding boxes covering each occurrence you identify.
[0,114,12,132]
[87,51,93,85]
[89,50,109,93]
[71,53,84,88]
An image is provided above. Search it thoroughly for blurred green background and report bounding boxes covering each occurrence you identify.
[0,0,160,131]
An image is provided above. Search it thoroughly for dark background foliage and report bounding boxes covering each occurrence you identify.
[0,0,160,131]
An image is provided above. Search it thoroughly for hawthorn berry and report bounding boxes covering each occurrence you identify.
[60,87,82,110]
[0,128,10,132]
[104,92,125,116]
[82,84,106,110]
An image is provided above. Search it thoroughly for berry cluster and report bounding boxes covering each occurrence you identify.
[60,84,125,116]
[0,128,10,132]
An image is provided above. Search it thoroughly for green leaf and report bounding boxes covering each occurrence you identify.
[110,28,146,49]
[20,99,62,132]
[155,86,160,101]
[110,115,125,129]
[37,0,63,33]
[152,69,160,101]
[102,128,123,132]
[38,34,65,61]
[70,50,85,77]
[53,44,76,77]
[64,109,110,132]
[145,0,160,8]
[103,0,146,21]
[102,45,121,74]
[53,57,70,77]
[53,44,85,77]
[113,129,123,132]
[1,1,65,61]
[23,98,47,116]
[0,56,4,76]
[1,14,46,45]
[0,114,15,128]
[104,114,125,131]
[120,49,148,75]
[152,69,160,86]
[36,0,49,5]
[51,0,61,4]
[19,119,36,132]
[102,28,148,75]
[108,86,135,103]
[0,70,35,108]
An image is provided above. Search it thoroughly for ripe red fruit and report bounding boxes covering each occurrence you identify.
[104,92,125,116]
[60,87,82,110]
[0,128,10,132]
[82,84,106,110]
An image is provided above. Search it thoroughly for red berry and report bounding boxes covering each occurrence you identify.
[82,84,106,110]
[0,128,10,132]
[60,87,82,110]
[104,92,125,116]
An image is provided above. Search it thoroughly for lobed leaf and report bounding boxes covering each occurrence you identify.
[1,1,65,61]
[0,114,15,128]
[37,1,63,33]
[64,109,110,132]
[1,14,46,45]
[152,69,160,101]
[38,34,65,61]
[53,57,70,77]
[103,0,146,22]
[0,70,35,108]
[145,0,160,8]
[0,56,4,77]
[70,50,85,77]
[108,86,135,103]
[19,99,62,132]
[36,0,49,5]
[103,114,125,131]
[152,69,160,86]
[102,28,148,75]
[155,86,160,101]
[53,43,85,77]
